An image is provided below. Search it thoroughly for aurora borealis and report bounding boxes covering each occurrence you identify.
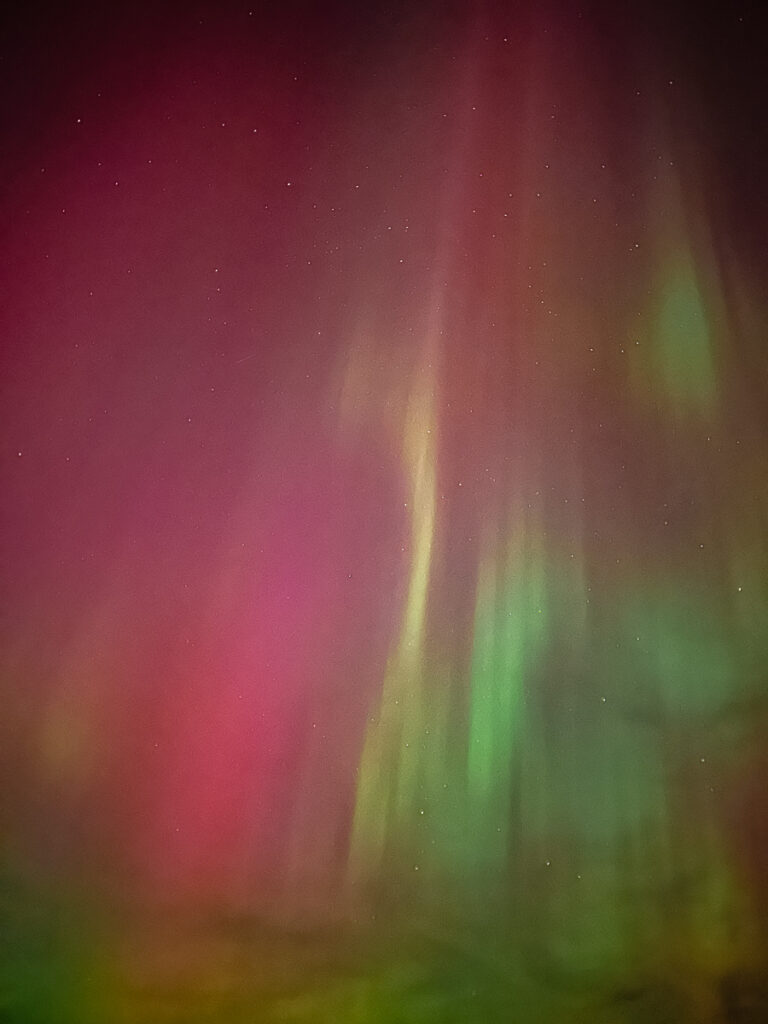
[1,2,767,1021]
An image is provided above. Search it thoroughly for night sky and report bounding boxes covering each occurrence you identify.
[2,2,767,1021]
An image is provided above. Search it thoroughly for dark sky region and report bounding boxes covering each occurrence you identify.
[1,2,767,1022]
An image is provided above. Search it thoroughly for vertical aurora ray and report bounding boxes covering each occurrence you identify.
[629,159,721,419]
[347,333,440,889]
[465,507,549,870]
[653,253,717,411]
